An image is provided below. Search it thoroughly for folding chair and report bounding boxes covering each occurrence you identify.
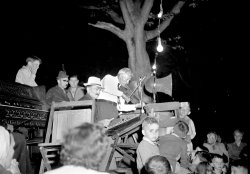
[39,100,95,174]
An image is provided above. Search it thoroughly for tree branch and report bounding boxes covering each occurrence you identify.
[141,0,154,24]
[145,1,186,41]
[120,0,133,30]
[88,21,125,40]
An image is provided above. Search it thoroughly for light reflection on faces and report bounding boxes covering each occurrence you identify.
[87,85,102,99]
[142,123,159,142]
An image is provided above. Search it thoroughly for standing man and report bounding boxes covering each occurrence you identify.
[67,75,85,101]
[45,71,70,107]
[15,56,41,87]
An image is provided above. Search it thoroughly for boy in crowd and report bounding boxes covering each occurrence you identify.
[210,153,227,174]
[230,159,248,174]
[136,117,160,173]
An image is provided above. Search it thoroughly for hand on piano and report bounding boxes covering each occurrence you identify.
[98,118,114,128]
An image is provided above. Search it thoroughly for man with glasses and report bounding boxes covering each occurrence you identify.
[45,70,70,108]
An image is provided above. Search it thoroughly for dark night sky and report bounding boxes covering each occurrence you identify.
[1,0,249,145]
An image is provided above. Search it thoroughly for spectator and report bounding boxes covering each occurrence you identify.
[210,153,227,174]
[159,120,190,174]
[44,122,110,174]
[194,161,212,174]
[189,151,212,172]
[227,129,247,163]
[136,117,160,173]
[203,132,229,164]
[15,56,41,87]
[45,71,70,107]
[0,126,21,174]
[230,159,248,174]
[144,155,171,174]
[67,75,84,101]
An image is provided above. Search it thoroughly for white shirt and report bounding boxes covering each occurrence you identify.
[98,74,137,112]
[15,65,37,87]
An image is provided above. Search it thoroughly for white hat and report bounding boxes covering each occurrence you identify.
[84,76,102,87]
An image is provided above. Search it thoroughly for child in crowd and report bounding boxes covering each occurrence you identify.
[194,161,213,174]
[178,102,196,156]
[159,120,190,174]
[136,117,160,173]
[210,153,227,174]
[189,150,212,172]
[0,126,21,174]
[144,155,172,174]
[230,159,248,174]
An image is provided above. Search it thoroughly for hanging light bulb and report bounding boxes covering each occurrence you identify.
[157,10,163,18]
[156,37,163,52]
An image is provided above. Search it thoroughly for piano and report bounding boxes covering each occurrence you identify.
[0,80,49,131]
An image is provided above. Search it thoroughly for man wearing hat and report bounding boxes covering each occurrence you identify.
[80,76,103,100]
[45,71,70,107]
[15,56,41,87]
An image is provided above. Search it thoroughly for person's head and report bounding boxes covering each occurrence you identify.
[0,126,15,169]
[84,76,103,99]
[57,71,69,89]
[178,102,191,118]
[233,129,244,144]
[195,161,213,174]
[142,117,159,142]
[26,56,41,74]
[231,159,248,174]
[173,120,189,138]
[60,122,110,170]
[207,132,217,145]
[144,155,171,174]
[211,154,225,173]
[117,68,133,87]
[192,151,212,166]
[69,75,79,88]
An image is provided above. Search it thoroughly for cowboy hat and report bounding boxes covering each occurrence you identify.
[84,76,103,87]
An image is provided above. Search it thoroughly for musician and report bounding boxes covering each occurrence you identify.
[45,71,70,107]
[97,67,142,122]
[15,56,41,87]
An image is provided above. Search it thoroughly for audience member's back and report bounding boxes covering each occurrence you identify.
[44,122,110,174]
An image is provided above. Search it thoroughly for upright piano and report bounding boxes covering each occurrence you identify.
[0,80,49,134]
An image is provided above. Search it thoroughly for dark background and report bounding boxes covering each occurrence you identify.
[1,0,248,146]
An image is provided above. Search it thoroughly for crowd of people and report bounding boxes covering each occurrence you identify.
[0,56,248,174]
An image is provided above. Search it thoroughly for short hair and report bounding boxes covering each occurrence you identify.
[173,120,189,138]
[211,153,224,162]
[234,129,244,136]
[26,55,42,64]
[117,68,133,79]
[60,122,110,170]
[142,117,159,130]
[69,75,79,80]
[195,151,212,163]
[144,155,171,174]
